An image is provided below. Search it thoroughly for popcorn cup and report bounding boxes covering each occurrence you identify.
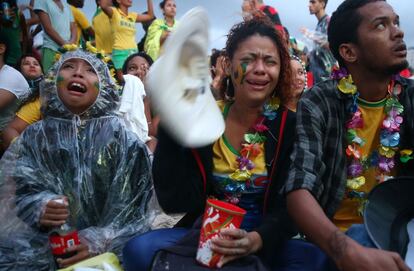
[196,199,246,268]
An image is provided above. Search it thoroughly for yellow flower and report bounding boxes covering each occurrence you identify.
[347,176,365,190]
[338,75,357,95]
[229,169,251,181]
[103,56,112,63]
[62,43,78,51]
[400,149,413,163]
[110,68,116,79]
[400,149,413,156]
[85,41,97,54]
[54,53,61,62]
[267,96,280,111]
[379,146,396,158]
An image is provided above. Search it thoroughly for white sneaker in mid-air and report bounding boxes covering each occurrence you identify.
[146,7,225,148]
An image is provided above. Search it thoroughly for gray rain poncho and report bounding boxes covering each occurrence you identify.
[0,49,153,270]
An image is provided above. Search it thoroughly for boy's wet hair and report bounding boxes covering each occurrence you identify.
[328,0,385,67]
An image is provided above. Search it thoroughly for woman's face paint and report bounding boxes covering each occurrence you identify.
[94,82,100,93]
[56,75,65,89]
[233,62,248,86]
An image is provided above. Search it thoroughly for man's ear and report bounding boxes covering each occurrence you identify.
[338,43,358,64]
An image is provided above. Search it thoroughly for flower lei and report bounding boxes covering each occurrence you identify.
[332,67,413,214]
[228,97,280,182]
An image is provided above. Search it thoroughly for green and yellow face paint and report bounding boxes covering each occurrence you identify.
[56,75,65,90]
[93,82,100,93]
[233,62,248,86]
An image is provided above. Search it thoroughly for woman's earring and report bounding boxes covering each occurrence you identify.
[225,77,235,102]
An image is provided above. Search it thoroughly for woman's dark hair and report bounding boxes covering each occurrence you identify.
[328,0,385,67]
[112,0,119,7]
[224,18,292,104]
[159,0,173,9]
[122,52,154,74]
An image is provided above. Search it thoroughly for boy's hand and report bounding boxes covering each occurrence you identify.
[39,198,69,228]
[56,243,90,268]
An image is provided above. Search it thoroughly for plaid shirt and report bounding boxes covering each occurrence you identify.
[285,77,414,217]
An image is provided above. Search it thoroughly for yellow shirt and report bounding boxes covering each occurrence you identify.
[110,7,138,50]
[333,97,394,231]
[70,5,91,45]
[92,8,113,54]
[213,101,267,175]
[16,97,41,125]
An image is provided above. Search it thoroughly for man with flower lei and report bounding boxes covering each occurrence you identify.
[284,0,414,271]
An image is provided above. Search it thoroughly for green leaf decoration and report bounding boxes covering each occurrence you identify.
[244,133,266,144]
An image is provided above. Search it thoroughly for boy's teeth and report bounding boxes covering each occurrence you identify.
[72,83,85,89]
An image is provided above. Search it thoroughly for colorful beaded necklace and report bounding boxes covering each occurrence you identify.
[332,68,413,214]
[228,97,280,182]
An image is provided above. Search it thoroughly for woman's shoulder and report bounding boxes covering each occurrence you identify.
[149,19,165,28]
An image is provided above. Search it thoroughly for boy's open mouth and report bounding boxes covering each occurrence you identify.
[68,82,87,93]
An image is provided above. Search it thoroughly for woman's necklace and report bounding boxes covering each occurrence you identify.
[333,68,413,214]
[229,97,280,182]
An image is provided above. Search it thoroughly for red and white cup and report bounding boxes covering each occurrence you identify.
[196,199,246,268]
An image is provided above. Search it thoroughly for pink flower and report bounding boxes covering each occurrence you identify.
[253,123,269,132]
[382,108,403,131]
[346,110,363,129]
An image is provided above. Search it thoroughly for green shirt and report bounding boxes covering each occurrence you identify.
[0,16,22,66]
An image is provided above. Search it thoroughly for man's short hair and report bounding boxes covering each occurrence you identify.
[328,0,385,67]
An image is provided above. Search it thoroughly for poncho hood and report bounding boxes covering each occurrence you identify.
[41,49,120,119]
